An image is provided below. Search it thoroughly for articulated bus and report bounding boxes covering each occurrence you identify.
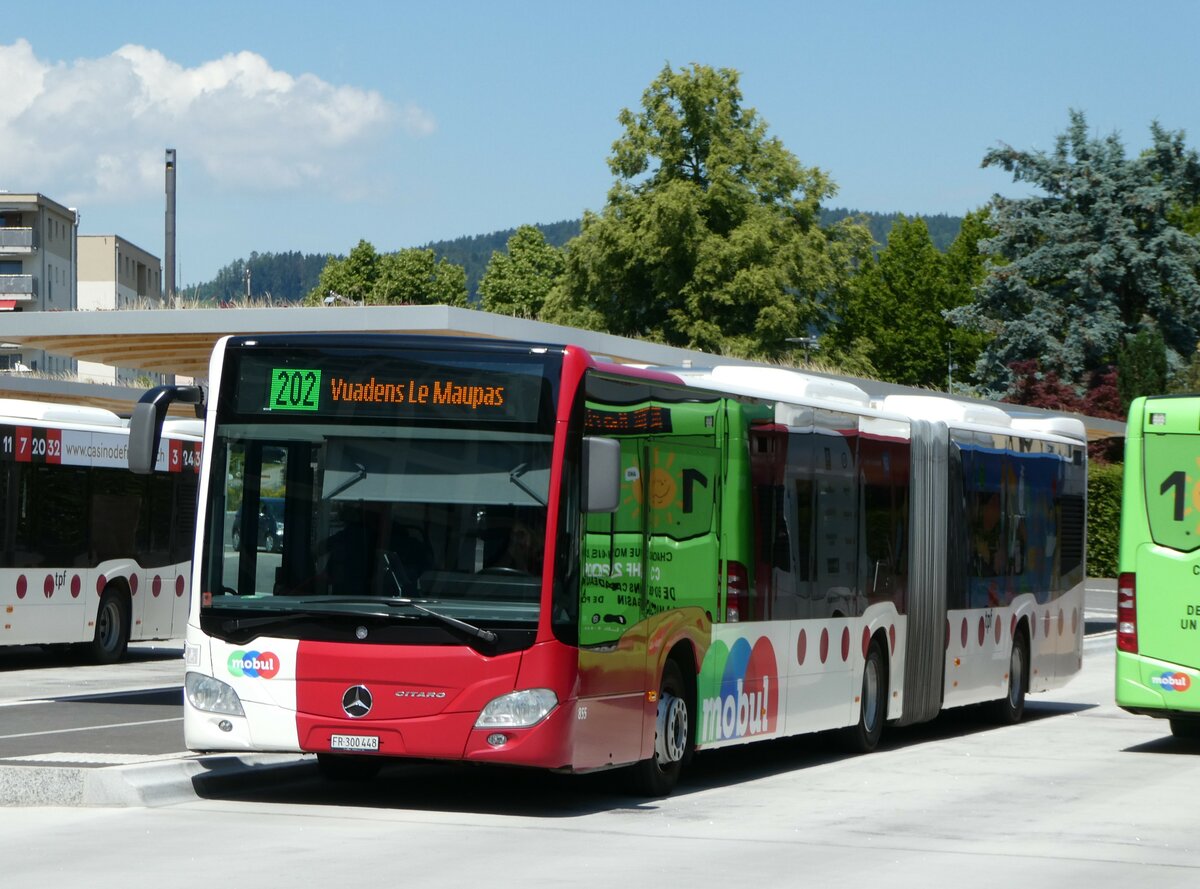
[0,398,201,662]
[131,335,1086,794]
[1116,395,1200,738]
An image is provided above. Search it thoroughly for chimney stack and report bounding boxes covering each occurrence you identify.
[165,148,176,307]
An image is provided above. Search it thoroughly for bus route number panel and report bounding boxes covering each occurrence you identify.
[270,368,322,412]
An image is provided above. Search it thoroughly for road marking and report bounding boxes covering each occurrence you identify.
[0,716,182,741]
[0,751,193,765]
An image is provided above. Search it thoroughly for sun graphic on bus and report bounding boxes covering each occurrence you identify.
[624,448,682,526]
[648,446,686,523]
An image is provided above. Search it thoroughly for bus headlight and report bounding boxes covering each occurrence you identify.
[185,671,246,716]
[475,688,557,728]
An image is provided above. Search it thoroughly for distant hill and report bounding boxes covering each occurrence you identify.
[190,210,962,305]
[821,208,962,253]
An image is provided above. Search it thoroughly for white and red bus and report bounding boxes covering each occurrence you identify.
[130,335,1085,793]
[0,398,201,662]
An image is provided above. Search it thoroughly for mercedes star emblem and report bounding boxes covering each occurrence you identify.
[341,685,373,718]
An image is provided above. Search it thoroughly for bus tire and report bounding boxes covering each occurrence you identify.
[86,589,130,665]
[1169,718,1200,740]
[628,658,693,797]
[844,638,886,753]
[317,753,384,781]
[991,627,1029,725]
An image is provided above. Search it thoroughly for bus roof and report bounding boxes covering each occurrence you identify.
[670,365,873,409]
[0,398,125,428]
[879,394,1087,442]
[162,418,204,439]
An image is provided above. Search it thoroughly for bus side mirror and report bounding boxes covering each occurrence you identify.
[129,384,205,474]
[583,436,620,513]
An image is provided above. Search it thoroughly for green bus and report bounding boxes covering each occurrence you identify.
[1116,395,1200,738]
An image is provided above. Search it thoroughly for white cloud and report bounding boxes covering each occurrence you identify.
[0,39,429,203]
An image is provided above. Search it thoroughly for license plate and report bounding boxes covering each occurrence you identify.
[330,734,379,751]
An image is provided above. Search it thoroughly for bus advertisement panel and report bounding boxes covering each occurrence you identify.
[131,335,1085,794]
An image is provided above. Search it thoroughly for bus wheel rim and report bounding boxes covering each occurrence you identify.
[1010,645,1024,707]
[863,658,880,732]
[98,601,117,649]
[656,694,688,764]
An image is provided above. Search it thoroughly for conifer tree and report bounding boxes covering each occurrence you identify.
[949,110,1200,395]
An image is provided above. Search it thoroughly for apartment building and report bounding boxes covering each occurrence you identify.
[77,235,166,385]
[0,192,78,374]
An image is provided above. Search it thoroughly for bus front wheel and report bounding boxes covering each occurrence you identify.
[628,659,693,797]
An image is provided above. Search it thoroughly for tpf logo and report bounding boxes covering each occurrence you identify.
[228,649,280,679]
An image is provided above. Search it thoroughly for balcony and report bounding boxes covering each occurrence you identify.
[0,228,36,255]
[0,274,36,300]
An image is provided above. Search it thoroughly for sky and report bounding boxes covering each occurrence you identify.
[5,0,1199,290]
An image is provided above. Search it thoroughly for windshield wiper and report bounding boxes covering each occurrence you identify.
[382,554,498,643]
[509,462,547,507]
[219,604,418,633]
[324,462,367,500]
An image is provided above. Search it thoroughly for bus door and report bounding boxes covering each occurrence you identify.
[137,472,179,638]
[643,435,721,623]
[576,429,649,770]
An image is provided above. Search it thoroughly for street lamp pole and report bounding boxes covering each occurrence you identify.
[786,335,819,365]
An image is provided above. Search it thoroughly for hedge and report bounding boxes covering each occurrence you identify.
[1088,461,1123,579]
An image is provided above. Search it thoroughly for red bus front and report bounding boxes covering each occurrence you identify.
[182,335,660,775]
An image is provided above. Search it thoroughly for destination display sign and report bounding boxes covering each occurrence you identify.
[586,405,674,435]
[232,351,551,426]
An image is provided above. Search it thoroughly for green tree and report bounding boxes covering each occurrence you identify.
[305,241,467,307]
[949,110,1200,395]
[479,225,565,316]
[1118,327,1169,410]
[1170,341,1200,392]
[826,216,961,388]
[373,248,468,307]
[942,207,997,391]
[305,239,379,305]
[543,63,870,357]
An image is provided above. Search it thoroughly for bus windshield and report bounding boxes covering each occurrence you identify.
[198,339,561,642]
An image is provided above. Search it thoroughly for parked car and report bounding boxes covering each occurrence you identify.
[232,497,285,552]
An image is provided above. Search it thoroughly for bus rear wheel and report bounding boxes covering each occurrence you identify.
[628,659,692,797]
[991,629,1029,725]
[844,639,886,752]
[85,590,129,665]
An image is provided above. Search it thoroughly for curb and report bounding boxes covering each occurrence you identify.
[0,753,314,807]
